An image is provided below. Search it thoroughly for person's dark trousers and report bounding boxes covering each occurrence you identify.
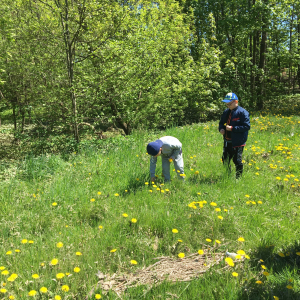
[222,141,244,179]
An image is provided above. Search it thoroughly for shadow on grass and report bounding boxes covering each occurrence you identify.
[238,239,300,300]
[188,174,224,185]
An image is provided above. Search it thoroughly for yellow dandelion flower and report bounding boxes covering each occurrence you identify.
[237,250,246,255]
[258,201,262,204]
[9,295,15,299]
[218,216,223,220]
[40,287,48,293]
[21,239,28,244]
[286,285,293,289]
[56,273,65,279]
[90,198,95,202]
[296,252,300,256]
[145,182,149,185]
[55,296,61,300]
[245,195,250,198]
[114,193,119,196]
[97,191,102,195]
[178,253,185,258]
[178,239,183,242]
[0,267,5,270]
[256,281,263,284]
[52,202,58,206]
[172,229,178,233]
[263,271,269,276]
[131,218,137,223]
[232,272,238,277]
[76,252,82,256]
[15,249,20,252]
[198,250,204,255]
[28,290,37,296]
[238,237,245,242]
[32,274,39,279]
[273,296,279,300]
[95,294,102,299]
[0,289,7,294]
[206,238,212,242]
[122,213,128,217]
[210,202,217,206]
[61,285,69,292]
[98,225,103,229]
[215,240,221,244]
[130,260,138,265]
[110,249,117,253]
[1,270,9,276]
[56,242,63,248]
[278,252,285,257]
[215,208,221,212]
[225,257,234,267]
[29,240,34,244]
[51,258,58,265]
[74,267,80,273]
[261,265,266,270]
[245,255,250,259]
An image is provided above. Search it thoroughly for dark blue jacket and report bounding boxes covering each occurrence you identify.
[218,106,250,147]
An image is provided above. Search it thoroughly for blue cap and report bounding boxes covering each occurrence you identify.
[222,93,238,103]
[147,139,163,156]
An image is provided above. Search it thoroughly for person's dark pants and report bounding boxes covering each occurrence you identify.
[222,141,244,179]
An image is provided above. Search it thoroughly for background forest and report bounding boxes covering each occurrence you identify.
[0,0,300,146]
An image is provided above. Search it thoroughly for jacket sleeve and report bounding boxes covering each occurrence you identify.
[150,156,157,178]
[170,141,182,161]
[232,110,250,132]
[218,110,227,131]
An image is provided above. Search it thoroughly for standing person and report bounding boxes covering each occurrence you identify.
[147,136,184,182]
[218,93,250,179]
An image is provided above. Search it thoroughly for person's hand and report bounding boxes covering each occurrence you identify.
[226,125,233,131]
[151,177,156,183]
[220,129,225,135]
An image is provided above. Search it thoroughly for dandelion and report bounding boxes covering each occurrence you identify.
[178,253,185,258]
[62,285,69,292]
[178,239,183,242]
[245,195,250,198]
[56,273,65,279]
[97,192,102,195]
[215,240,221,244]
[261,265,266,270]
[195,171,199,175]
[9,296,15,299]
[114,193,119,197]
[131,218,137,223]
[215,208,221,212]
[258,201,262,204]
[218,216,223,220]
[210,202,217,206]
[40,287,48,293]
[206,239,212,242]
[286,285,293,289]
[263,271,269,276]
[98,225,103,229]
[32,274,39,279]
[90,198,95,202]
[29,240,34,244]
[110,249,117,253]
[21,239,28,244]
[0,267,4,270]
[52,202,58,206]
[28,290,37,296]
[7,274,18,282]
[296,252,300,256]
[122,213,128,218]
[130,260,138,265]
[0,289,7,294]
[145,182,149,185]
[56,242,63,248]
[232,272,238,277]
[245,255,250,259]
[225,257,234,267]
[198,250,204,255]
[74,267,80,273]
[256,281,263,284]
[237,250,246,255]
[55,296,62,300]
[278,252,285,257]
[1,270,9,275]
[276,177,281,180]
[172,229,178,233]
[51,258,58,265]
[95,295,102,299]
[273,297,279,300]
[238,237,245,242]
[76,252,82,256]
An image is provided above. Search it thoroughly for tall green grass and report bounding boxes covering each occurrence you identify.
[0,110,300,299]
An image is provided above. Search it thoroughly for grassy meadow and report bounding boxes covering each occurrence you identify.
[1,103,300,299]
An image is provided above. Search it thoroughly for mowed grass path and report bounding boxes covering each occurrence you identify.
[0,109,300,299]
